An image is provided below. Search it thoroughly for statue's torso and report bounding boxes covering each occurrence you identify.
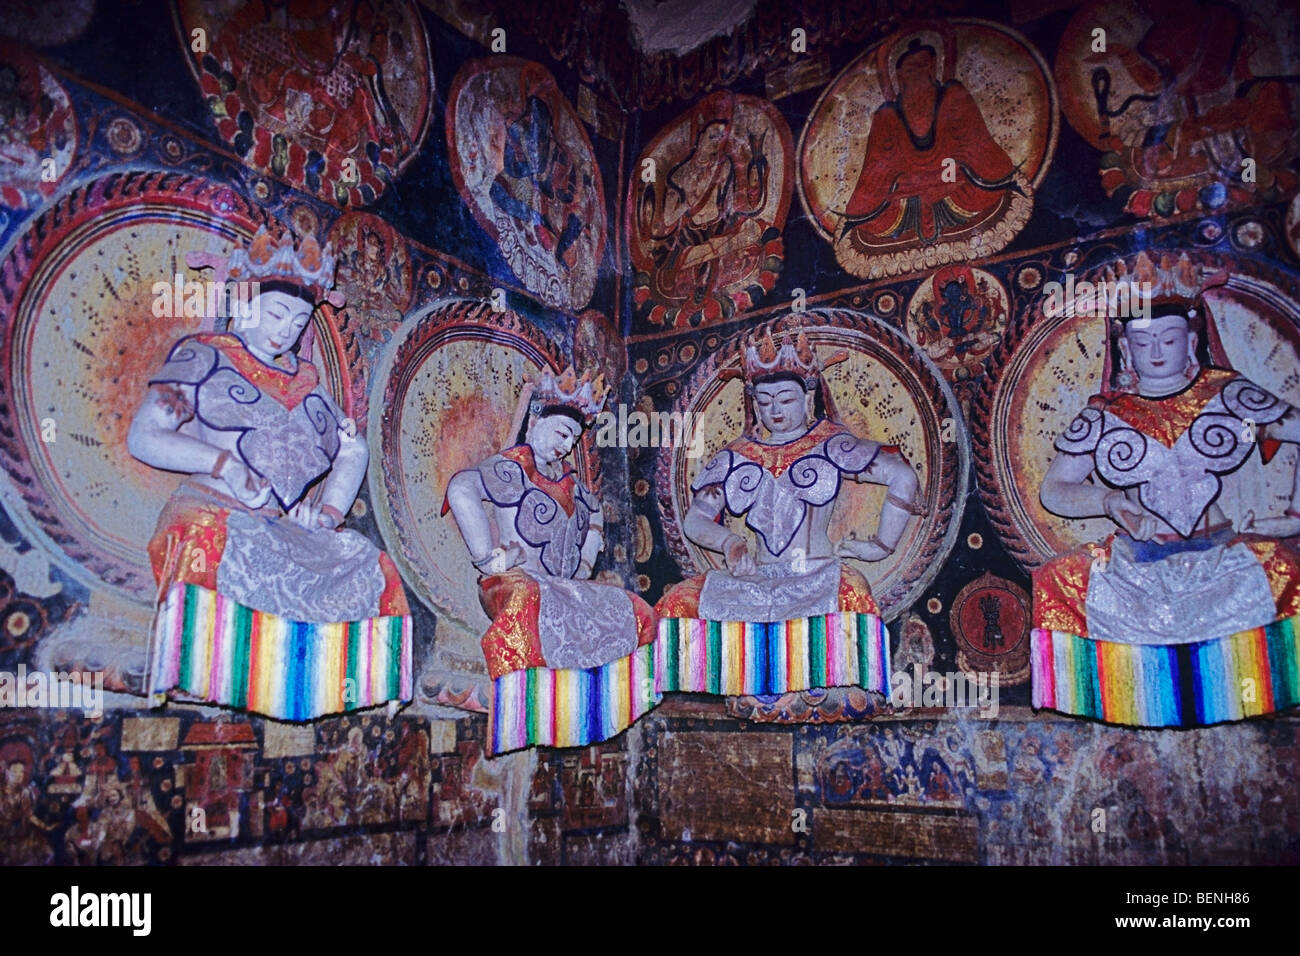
[1056,368,1292,538]
[693,419,881,564]
[151,333,344,510]
[475,445,599,579]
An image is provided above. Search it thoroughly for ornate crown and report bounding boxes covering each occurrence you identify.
[723,325,848,388]
[186,225,345,307]
[1103,251,1229,326]
[528,365,610,425]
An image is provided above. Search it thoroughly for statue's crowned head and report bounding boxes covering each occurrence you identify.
[727,324,848,439]
[1102,252,1229,395]
[523,365,609,466]
[187,224,343,362]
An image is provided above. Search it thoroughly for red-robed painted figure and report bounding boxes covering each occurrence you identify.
[838,37,1025,250]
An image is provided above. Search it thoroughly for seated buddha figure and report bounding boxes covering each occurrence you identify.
[443,367,659,753]
[656,327,925,697]
[1033,291,1300,727]
[127,227,412,721]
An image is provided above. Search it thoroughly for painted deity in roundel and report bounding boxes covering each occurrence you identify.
[905,265,1009,379]
[798,19,1057,280]
[0,38,77,214]
[446,58,606,314]
[1055,0,1300,219]
[175,0,434,207]
[628,91,793,328]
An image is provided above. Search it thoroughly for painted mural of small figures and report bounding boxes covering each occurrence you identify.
[394,728,430,823]
[327,211,413,345]
[63,804,102,866]
[443,366,658,681]
[1034,262,1300,724]
[0,38,75,210]
[1060,0,1298,216]
[47,749,83,796]
[835,35,1024,250]
[128,225,411,720]
[0,743,54,864]
[657,326,926,626]
[350,229,393,303]
[66,754,171,868]
[195,0,427,203]
[489,66,588,272]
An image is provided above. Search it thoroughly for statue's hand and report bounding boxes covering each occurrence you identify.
[835,533,894,562]
[1240,510,1300,538]
[219,458,272,510]
[1104,491,1159,540]
[723,534,756,576]
[286,498,333,531]
[472,542,527,576]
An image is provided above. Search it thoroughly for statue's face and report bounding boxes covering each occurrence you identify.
[5,762,24,787]
[1122,313,1197,381]
[528,413,582,466]
[753,379,810,436]
[243,290,314,360]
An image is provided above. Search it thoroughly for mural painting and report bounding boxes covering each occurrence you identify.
[0,0,1296,873]
[1055,0,1300,219]
[798,19,1057,279]
[176,0,435,207]
[447,57,606,313]
[628,91,793,328]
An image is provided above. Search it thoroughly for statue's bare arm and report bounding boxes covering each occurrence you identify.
[126,383,270,509]
[838,447,921,560]
[1040,449,1159,540]
[684,485,754,574]
[312,417,367,529]
[1243,416,1300,536]
[445,468,498,566]
[579,509,604,578]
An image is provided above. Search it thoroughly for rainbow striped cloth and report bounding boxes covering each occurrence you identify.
[1031,615,1300,727]
[149,582,412,720]
[656,612,890,696]
[488,641,660,755]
